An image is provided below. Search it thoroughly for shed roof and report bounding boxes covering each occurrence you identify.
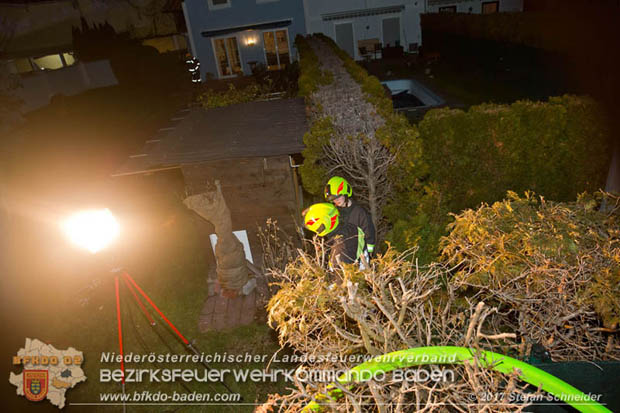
[113,98,307,176]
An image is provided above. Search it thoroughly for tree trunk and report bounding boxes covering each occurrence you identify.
[183,180,248,297]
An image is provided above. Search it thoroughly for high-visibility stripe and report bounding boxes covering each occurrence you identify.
[356,227,366,260]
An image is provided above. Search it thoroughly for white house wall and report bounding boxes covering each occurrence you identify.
[303,0,424,60]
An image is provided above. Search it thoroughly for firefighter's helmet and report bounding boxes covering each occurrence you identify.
[304,203,340,236]
[324,176,352,201]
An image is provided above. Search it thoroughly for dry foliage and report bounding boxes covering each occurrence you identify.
[263,246,536,412]
[259,192,619,411]
[441,191,620,361]
[258,218,305,275]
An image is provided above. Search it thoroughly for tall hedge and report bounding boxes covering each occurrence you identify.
[295,35,333,98]
[309,34,428,244]
[421,95,610,214]
[387,95,611,262]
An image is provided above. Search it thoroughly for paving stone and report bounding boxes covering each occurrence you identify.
[198,283,258,332]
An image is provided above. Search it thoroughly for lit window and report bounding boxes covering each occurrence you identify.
[263,29,290,71]
[213,36,242,77]
[63,53,76,66]
[32,54,63,70]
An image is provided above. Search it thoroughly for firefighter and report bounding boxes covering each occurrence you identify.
[324,176,376,255]
[303,203,368,268]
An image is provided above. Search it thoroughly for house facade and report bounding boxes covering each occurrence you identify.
[425,0,523,14]
[302,0,523,60]
[182,0,306,79]
[302,0,425,60]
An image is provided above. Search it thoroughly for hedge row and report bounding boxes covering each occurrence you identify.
[297,35,611,263]
[317,34,421,155]
[295,35,333,98]
[315,35,430,253]
[295,35,333,197]
[421,95,610,214]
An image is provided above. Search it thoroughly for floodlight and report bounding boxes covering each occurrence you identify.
[59,208,236,402]
[61,209,120,253]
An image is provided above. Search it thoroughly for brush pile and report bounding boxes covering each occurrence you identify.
[258,192,619,412]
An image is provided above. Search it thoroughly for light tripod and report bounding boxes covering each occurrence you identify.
[61,208,238,411]
[112,269,239,412]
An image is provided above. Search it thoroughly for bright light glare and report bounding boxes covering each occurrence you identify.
[62,209,120,253]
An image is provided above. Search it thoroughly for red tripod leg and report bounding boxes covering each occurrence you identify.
[120,271,239,398]
[122,276,156,326]
[114,276,125,384]
[121,272,190,345]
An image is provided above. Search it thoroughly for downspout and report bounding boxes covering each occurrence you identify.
[182,1,199,70]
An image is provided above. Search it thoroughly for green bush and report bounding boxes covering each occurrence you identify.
[420,95,610,214]
[196,83,266,109]
[298,116,335,195]
[397,95,611,261]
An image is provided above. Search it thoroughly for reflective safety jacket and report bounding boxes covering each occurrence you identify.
[327,221,368,268]
[337,200,376,254]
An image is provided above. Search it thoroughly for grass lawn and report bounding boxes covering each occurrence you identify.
[2,74,292,411]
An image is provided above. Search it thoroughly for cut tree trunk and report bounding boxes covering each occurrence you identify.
[183,180,248,297]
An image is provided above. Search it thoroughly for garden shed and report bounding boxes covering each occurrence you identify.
[114,98,307,268]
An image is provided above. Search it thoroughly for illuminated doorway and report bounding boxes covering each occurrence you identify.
[213,36,243,77]
[262,29,290,70]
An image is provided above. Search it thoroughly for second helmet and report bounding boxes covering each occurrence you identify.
[324,176,352,201]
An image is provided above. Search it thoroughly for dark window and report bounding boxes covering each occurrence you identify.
[482,1,499,14]
[439,6,457,13]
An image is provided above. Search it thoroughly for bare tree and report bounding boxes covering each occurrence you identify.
[305,38,396,240]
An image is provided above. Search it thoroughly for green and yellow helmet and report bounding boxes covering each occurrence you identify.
[324,176,352,201]
[304,203,340,237]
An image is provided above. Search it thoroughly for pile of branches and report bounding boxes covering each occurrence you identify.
[261,246,535,412]
[258,192,619,411]
[441,191,620,361]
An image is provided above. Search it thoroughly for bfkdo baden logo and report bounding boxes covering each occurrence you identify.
[24,370,49,402]
[9,338,87,409]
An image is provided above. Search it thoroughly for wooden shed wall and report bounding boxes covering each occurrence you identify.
[181,155,300,267]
